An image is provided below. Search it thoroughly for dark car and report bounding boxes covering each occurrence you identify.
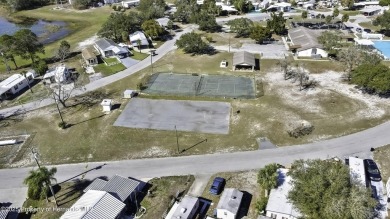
[364,28,372,33]
[364,159,382,181]
[209,177,225,195]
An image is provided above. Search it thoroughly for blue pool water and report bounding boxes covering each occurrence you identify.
[373,41,390,58]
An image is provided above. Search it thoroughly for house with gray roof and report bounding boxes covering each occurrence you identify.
[216,188,243,219]
[84,175,143,202]
[60,190,126,219]
[232,51,256,71]
[266,169,302,219]
[94,38,129,59]
[287,27,328,58]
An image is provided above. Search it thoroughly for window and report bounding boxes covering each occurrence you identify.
[19,81,23,85]
[14,85,18,90]
[270,213,277,219]
[224,212,227,215]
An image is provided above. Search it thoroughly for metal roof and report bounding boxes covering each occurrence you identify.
[232,51,255,66]
[0,209,9,219]
[60,190,125,219]
[349,157,367,187]
[129,31,149,46]
[82,47,97,60]
[95,38,118,51]
[0,74,25,89]
[171,195,199,219]
[83,178,108,193]
[266,169,302,218]
[288,27,323,51]
[216,188,243,215]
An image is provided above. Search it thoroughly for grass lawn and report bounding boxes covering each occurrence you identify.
[18,180,89,219]
[103,57,120,65]
[141,176,195,219]
[131,51,149,61]
[340,10,360,16]
[201,171,262,218]
[93,63,126,77]
[358,21,381,32]
[374,144,390,181]
[0,5,112,73]
[1,50,389,166]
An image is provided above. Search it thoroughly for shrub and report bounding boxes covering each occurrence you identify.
[112,5,117,10]
[288,122,314,138]
[58,122,68,129]
[256,197,268,215]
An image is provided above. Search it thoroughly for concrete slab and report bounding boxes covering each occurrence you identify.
[188,174,212,197]
[121,57,139,68]
[113,98,231,134]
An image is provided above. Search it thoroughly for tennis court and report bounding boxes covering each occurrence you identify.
[144,73,255,98]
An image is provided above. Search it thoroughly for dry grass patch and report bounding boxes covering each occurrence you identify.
[374,144,390,181]
[141,176,195,219]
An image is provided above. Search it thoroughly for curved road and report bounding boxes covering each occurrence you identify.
[0,120,389,190]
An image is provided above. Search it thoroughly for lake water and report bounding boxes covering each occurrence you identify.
[0,17,69,44]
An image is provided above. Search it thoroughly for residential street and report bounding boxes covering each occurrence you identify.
[0,120,389,191]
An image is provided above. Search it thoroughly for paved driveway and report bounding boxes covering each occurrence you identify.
[120,57,139,68]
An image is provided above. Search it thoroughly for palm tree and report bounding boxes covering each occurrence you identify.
[257,163,279,197]
[24,167,57,201]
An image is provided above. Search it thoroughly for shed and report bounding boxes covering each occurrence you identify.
[101,99,113,112]
[82,47,98,66]
[123,90,136,99]
[232,51,255,71]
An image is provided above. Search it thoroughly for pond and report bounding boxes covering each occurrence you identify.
[0,16,70,44]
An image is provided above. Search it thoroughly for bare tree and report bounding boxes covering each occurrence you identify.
[277,57,292,80]
[56,40,71,62]
[338,46,362,81]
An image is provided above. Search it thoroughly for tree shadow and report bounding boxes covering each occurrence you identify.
[180,139,208,154]
[67,114,106,128]
[237,191,252,219]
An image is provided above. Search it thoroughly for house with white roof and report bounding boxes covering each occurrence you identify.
[216,188,243,219]
[0,70,37,100]
[122,0,140,8]
[129,31,149,48]
[266,168,302,219]
[94,38,129,59]
[60,190,126,219]
[348,157,368,187]
[43,65,71,84]
[165,195,199,219]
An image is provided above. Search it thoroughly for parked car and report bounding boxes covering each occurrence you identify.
[209,177,225,195]
[364,159,382,181]
[364,28,372,33]
[356,28,362,33]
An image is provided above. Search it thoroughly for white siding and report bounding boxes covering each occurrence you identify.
[216,209,236,219]
[297,48,328,58]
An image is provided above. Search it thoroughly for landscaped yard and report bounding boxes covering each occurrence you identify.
[103,57,120,65]
[131,51,149,61]
[140,176,195,219]
[358,21,381,32]
[93,63,126,76]
[340,10,361,16]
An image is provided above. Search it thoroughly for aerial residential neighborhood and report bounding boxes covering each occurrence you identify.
[0,0,390,218]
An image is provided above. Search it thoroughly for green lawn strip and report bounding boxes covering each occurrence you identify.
[0,5,111,73]
[374,144,390,181]
[131,51,149,61]
[340,10,360,16]
[358,21,381,32]
[201,171,261,218]
[18,181,88,219]
[94,63,126,77]
[140,176,195,219]
[103,57,120,65]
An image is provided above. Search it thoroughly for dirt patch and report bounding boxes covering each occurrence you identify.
[76,35,98,50]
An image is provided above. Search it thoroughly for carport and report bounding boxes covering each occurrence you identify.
[232,51,255,72]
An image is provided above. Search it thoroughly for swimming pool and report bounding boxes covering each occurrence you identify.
[373,41,390,58]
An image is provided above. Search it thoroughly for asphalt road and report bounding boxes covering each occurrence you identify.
[0,120,389,191]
